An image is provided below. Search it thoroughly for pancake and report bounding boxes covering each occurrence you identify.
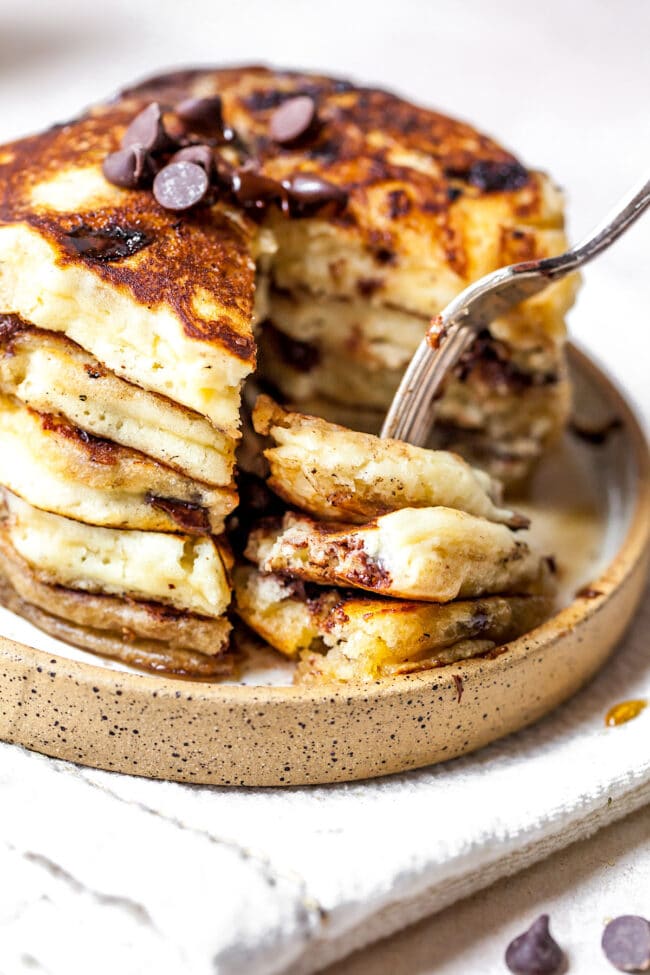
[0,318,235,486]
[265,290,427,370]
[257,323,406,409]
[252,395,522,526]
[0,536,231,659]
[1,491,231,618]
[0,394,234,533]
[233,565,552,682]
[124,66,575,329]
[0,98,258,433]
[245,509,547,603]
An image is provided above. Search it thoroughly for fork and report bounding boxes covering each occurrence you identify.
[381,175,650,445]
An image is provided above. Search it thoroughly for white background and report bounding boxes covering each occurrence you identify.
[1,2,649,973]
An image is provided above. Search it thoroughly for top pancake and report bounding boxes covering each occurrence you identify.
[126,66,574,344]
[0,91,258,433]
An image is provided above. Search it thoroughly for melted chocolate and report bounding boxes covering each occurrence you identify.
[264,320,321,372]
[147,495,211,534]
[65,224,152,262]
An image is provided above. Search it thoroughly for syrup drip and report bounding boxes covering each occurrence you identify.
[605,699,647,727]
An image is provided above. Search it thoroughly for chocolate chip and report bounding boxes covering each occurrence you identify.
[264,320,320,372]
[176,95,224,134]
[505,915,565,975]
[147,495,211,535]
[602,916,650,972]
[231,167,286,211]
[282,172,347,216]
[469,160,529,193]
[102,145,155,189]
[65,225,152,262]
[270,95,318,145]
[153,161,209,212]
[170,144,214,174]
[121,102,170,153]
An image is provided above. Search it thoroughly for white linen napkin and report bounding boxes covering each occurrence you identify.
[1,577,648,975]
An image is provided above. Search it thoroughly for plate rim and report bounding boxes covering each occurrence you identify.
[0,343,648,706]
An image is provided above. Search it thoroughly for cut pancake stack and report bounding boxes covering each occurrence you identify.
[234,399,554,682]
[0,65,573,678]
[125,66,578,486]
[0,91,261,676]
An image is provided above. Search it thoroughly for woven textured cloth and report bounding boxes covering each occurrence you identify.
[1,582,649,974]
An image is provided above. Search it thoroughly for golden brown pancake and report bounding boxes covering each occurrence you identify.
[0,317,237,487]
[0,93,258,433]
[233,565,552,682]
[252,395,523,526]
[0,393,235,533]
[0,535,231,659]
[245,509,547,603]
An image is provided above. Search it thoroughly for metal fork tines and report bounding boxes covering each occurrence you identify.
[381,174,650,446]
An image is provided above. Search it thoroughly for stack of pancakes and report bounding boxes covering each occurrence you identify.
[233,399,554,682]
[127,67,577,484]
[0,66,575,678]
[0,87,262,675]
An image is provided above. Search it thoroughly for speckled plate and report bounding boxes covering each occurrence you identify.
[0,346,648,786]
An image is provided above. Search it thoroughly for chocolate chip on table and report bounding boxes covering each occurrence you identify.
[170,144,214,174]
[270,95,318,145]
[282,172,347,216]
[102,145,155,189]
[505,915,565,975]
[121,102,170,153]
[602,916,650,972]
[153,161,209,212]
[176,95,224,133]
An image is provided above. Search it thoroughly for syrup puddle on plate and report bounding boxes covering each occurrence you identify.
[605,699,647,727]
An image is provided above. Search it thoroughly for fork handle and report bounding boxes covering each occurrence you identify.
[541,174,650,278]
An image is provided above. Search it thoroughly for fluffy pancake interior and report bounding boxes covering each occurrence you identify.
[2,492,230,618]
[253,395,521,526]
[0,222,250,433]
[265,291,428,370]
[246,508,544,603]
[0,395,233,532]
[233,565,552,681]
[0,323,234,486]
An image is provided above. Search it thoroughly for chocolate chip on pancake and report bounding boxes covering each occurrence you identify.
[270,95,318,146]
[170,144,214,174]
[65,224,152,262]
[147,495,211,535]
[153,160,209,211]
[176,95,224,134]
[102,145,155,189]
[121,101,171,154]
[282,172,347,216]
[468,160,530,193]
[231,166,286,211]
